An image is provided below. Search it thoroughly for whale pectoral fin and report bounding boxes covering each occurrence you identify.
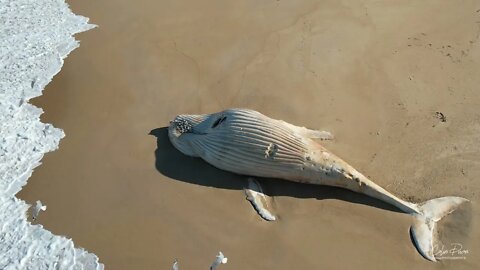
[303,129,334,140]
[280,121,334,140]
[244,178,276,221]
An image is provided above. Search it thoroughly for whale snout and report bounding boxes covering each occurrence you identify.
[169,114,209,136]
[170,116,194,135]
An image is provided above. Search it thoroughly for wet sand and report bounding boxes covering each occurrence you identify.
[18,0,480,269]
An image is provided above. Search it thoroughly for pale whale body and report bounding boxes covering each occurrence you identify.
[168,108,468,261]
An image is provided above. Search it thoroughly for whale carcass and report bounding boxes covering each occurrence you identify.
[168,108,468,261]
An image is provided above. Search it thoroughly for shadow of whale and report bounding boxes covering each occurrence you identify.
[149,127,402,213]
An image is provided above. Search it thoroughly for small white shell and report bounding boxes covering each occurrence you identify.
[210,251,228,270]
[32,200,47,220]
[171,259,178,270]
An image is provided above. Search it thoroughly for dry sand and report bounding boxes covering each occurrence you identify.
[18,0,480,269]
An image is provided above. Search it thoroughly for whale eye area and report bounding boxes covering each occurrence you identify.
[212,116,227,128]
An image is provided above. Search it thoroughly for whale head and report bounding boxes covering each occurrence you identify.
[168,111,230,157]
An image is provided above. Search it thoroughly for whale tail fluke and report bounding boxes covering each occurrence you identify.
[410,196,469,261]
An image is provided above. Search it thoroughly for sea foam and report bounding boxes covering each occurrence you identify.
[0,0,102,268]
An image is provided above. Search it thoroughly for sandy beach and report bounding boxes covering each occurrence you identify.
[18,0,479,269]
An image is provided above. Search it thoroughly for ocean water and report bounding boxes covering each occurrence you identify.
[0,0,102,268]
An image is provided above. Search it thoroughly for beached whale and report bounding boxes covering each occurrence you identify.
[168,108,468,261]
